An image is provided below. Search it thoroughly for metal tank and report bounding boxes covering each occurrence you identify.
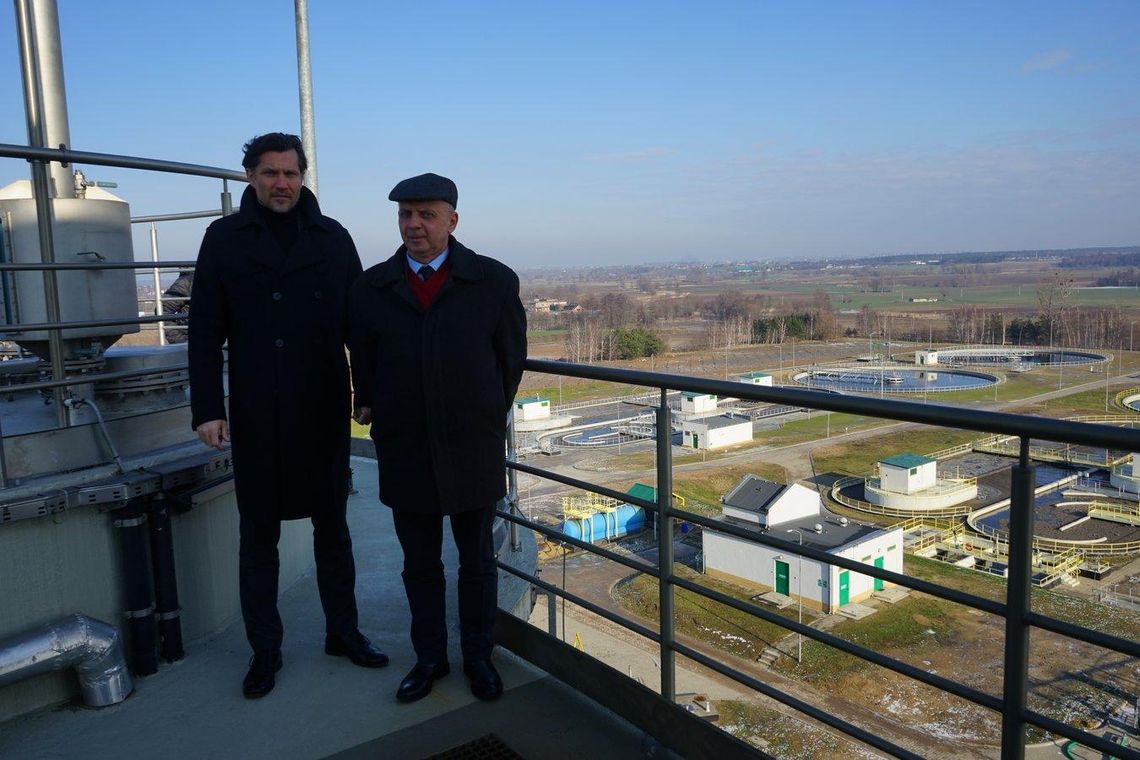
[0,179,140,361]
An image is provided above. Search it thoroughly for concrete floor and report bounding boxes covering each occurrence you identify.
[0,457,670,760]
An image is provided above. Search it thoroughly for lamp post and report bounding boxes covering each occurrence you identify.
[786,528,804,664]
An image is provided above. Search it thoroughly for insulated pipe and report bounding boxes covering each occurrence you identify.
[147,494,184,663]
[114,500,158,676]
[0,614,133,707]
[15,0,73,199]
[294,0,318,197]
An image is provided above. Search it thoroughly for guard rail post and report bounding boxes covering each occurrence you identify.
[656,387,675,701]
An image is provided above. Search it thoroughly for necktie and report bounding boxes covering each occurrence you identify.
[418,265,434,282]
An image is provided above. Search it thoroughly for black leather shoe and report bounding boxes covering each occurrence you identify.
[396,660,450,703]
[242,650,282,699]
[325,630,389,668]
[463,658,503,701]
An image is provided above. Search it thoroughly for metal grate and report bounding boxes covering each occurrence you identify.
[426,733,525,760]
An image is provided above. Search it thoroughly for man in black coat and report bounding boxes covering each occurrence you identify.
[161,269,193,344]
[189,133,388,699]
[349,173,526,703]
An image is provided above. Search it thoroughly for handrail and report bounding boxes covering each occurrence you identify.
[503,357,1140,760]
[0,143,245,182]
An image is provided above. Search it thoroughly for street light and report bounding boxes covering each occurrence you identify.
[786,528,804,664]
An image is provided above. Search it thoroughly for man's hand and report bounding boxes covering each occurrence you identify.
[353,406,372,426]
[196,419,230,450]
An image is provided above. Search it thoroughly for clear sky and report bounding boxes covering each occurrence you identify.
[2,1,1138,270]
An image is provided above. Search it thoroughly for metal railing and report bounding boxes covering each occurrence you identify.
[497,358,1140,760]
[0,143,234,415]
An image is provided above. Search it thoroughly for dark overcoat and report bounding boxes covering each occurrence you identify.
[188,186,363,522]
[349,237,527,515]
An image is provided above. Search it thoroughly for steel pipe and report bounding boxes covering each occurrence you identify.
[0,613,133,706]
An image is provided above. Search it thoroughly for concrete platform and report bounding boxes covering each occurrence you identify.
[871,587,910,604]
[0,457,672,760]
[836,603,877,620]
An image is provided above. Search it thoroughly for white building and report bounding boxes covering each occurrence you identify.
[878,454,937,495]
[681,414,751,450]
[514,395,551,421]
[915,350,939,366]
[1109,452,1140,495]
[703,475,904,612]
[680,392,718,414]
[737,371,773,387]
[721,475,819,528]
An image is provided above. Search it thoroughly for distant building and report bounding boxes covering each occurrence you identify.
[908,297,938,303]
[864,452,977,510]
[721,475,819,528]
[737,371,773,387]
[681,414,751,450]
[680,391,718,414]
[514,395,551,421]
[878,454,936,495]
[529,298,568,313]
[915,350,939,366]
[703,474,904,612]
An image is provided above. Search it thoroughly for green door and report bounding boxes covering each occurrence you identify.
[775,561,790,595]
[874,556,885,591]
[838,570,850,606]
[693,433,700,449]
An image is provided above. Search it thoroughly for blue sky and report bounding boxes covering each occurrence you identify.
[2,1,1138,270]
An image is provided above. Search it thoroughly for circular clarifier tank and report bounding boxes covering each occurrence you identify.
[794,367,997,394]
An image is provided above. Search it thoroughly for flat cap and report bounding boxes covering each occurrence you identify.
[388,173,458,208]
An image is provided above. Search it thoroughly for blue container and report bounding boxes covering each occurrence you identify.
[561,505,646,544]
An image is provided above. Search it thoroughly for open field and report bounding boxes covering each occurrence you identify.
[610,553,1140,749]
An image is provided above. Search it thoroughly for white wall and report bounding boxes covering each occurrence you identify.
[681,394,718,414]
[880,460,936,495]
[703,529,829,608]
[766,483,820,526]
[828,528,904,609]
[706,422,752,450]
[704,525,904,612]
[516,399,550,420]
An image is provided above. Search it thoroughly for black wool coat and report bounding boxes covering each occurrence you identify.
[349,237,527,515]
[188,186,363,522]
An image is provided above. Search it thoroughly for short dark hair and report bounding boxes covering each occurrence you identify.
[242,133,308,172]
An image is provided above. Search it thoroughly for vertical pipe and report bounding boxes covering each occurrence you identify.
[1001,437,1034,760]
[547,588,557,637]
[655,387,675,701]
[294,0,318,197]
[150,223,165,346]
[506,408,520,551]
[148,495,184,663]
[17,0,73,198]
[15,0,68,427]
[113,500,158,676]
[221,179,234,216]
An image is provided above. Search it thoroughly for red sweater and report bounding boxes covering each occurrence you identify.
[406,260,450,309]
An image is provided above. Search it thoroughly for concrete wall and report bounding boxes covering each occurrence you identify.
[0,487,312,721]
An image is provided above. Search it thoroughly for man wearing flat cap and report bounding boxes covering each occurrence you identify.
[349,173,526,703]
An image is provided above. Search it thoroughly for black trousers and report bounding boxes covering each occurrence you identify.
[238,499,358,654]
[391,505,497,664]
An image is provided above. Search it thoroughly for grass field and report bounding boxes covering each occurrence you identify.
[612,565,817,661]
[811,428,978,476]
[609,550,1140,745]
